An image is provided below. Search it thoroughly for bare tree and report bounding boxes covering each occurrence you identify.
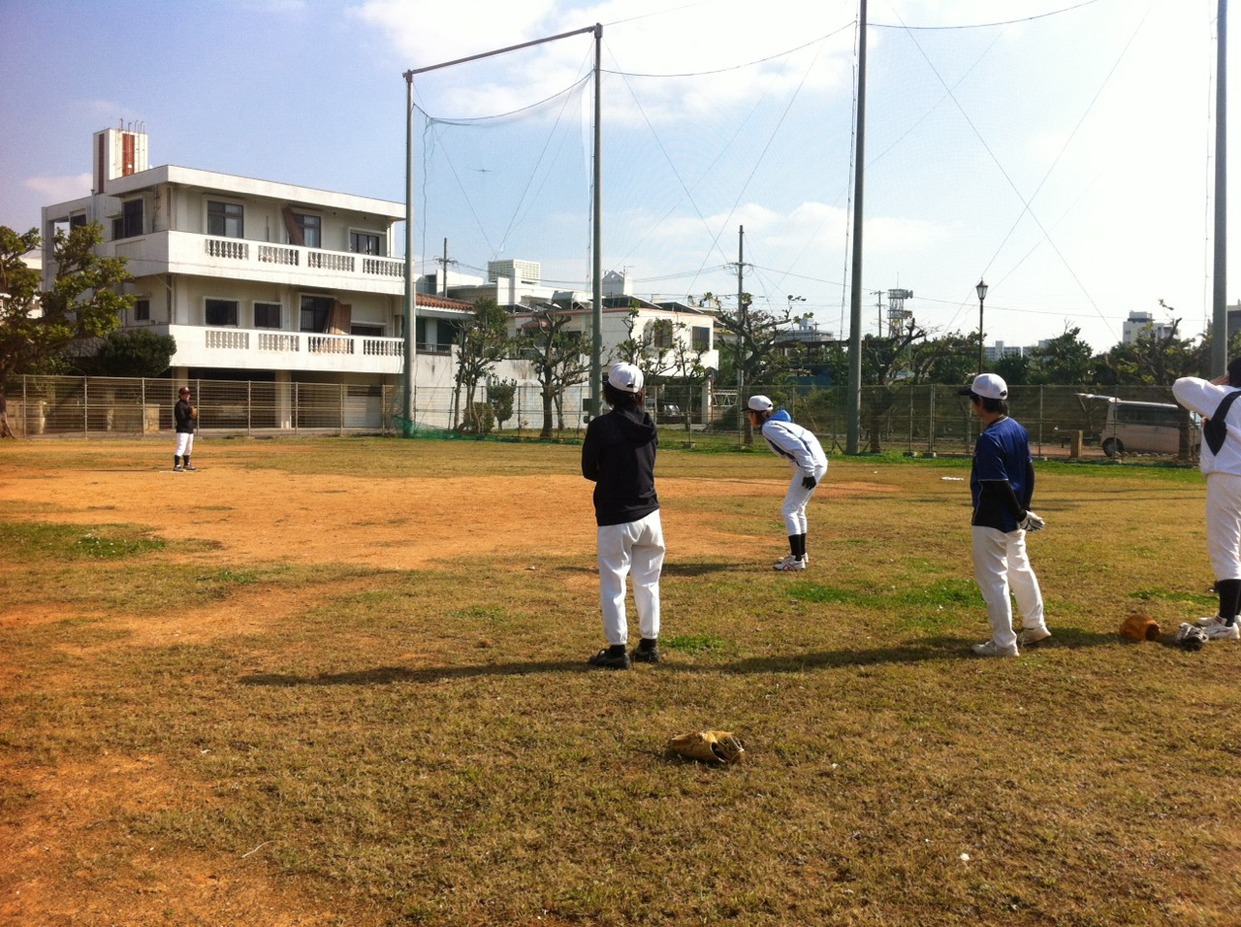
[517,305,590,439]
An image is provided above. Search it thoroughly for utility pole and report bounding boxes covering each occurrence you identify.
[1212,0,1228,375]
[436,238,457,297]
[730,225,750,438]
[846,0,868,454]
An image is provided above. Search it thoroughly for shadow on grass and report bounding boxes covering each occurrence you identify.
[552,560,747,578]
[238,629,1119,686]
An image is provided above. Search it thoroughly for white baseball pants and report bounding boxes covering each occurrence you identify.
[781,462,829,535]
[1206,472,1241,581]
[175,432,195,457]
[597,510,665,646]
[972,525,1045,650]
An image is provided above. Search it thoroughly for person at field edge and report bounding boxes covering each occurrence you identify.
[1172,358,1241,641]
[962,373,1049,657]
[580,362,665,669]
[173,386,198,471]
[746,395,829,571]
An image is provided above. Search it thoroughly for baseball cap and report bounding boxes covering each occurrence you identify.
[747,395,774,412]
[178,387,191,396]
[607,362,644,393]
[958,373,1008,400]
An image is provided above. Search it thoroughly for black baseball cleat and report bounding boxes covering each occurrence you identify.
[631,638,661,664]
[587,646,630,670]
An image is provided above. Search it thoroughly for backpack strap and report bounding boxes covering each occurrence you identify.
[1203,389,1241,455]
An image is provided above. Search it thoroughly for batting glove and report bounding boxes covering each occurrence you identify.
[801,475,817,490]
[1018,511,1045,532]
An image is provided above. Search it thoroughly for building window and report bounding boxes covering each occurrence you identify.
[117,199,144,239]
[300,295,333,332]
[69,213,88,228]
[651,319,674,349]
[692,325,710,351]
[292,213,321,248]
[254,302,282,329]
[351,323,384,336]
[350,231,381,255]
[205,298,239,327]
[133,299,150,322]
[208,201,244,238]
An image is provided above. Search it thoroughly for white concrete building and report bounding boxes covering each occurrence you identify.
[1122,310,1175,344]
[40,128,474,415]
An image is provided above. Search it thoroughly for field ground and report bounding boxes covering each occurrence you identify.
[1,436,1239,926]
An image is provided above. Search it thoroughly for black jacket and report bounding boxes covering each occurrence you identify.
[174,398,195,434]
[581,403,659,527]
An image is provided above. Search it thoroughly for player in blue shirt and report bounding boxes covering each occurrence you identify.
[961,374,1049,657]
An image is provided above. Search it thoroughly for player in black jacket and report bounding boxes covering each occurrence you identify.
[173,386,197,471]
[580,362,665,669]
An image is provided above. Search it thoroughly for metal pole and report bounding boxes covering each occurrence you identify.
[402,73,417,437]
[1213,0,1228,375]
[736,225,746,441]
[590,23,603,420]
[977,293,985,373]
[846,0,867,454]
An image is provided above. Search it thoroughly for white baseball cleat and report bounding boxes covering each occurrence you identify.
[972,639,1019,658]
[773,555,806,571]
[1018,627,1052,647]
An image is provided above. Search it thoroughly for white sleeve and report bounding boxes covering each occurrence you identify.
[1172,377,1225,418]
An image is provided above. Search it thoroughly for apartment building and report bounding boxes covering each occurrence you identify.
[39,127,477,423]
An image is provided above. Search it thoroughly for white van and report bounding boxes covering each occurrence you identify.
[1077,393,1200,457]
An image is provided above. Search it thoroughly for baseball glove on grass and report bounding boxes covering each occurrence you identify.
[667,730,745,765]
[1119,613,1162,642]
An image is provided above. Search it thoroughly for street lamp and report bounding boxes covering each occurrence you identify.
[975,279,988,373]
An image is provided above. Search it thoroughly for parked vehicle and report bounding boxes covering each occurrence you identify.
[1077,393,1200,457]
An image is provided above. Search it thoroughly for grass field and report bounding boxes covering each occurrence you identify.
[1,436,1239,926]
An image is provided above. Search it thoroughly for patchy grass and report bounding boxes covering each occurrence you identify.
[1,438,1239,926]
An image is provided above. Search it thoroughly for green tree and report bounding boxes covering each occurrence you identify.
[517,305,589,439]
[992,351,1031,386]
[487,377,517,432]
[1096,318,1203,385]
[715,293,798,440]
[1026,327,1093,385]
[0,223,132,436]
[83,329,177,377]
[451,298,509,432]
[907,331,977,386]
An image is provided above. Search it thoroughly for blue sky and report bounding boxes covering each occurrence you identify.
[1,0,1234,354]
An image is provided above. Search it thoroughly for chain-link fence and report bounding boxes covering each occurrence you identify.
[0,374,1199,461]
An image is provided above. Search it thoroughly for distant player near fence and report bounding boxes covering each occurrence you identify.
[173,387,198,472]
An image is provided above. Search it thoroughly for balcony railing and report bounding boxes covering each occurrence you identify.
[201,236,403,280]
[169,324,452,374]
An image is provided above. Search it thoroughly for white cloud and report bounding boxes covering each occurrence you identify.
[26,174,91,204]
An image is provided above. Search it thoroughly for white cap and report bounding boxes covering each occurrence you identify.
[747,395,774,412]
[960,373,1008,400]
[607,362,644,393]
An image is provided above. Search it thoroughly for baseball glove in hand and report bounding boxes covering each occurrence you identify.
[1018,511,1045,531]
[190,406,198,419]
[668,730,745,765]
[1119,614,1162,642]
